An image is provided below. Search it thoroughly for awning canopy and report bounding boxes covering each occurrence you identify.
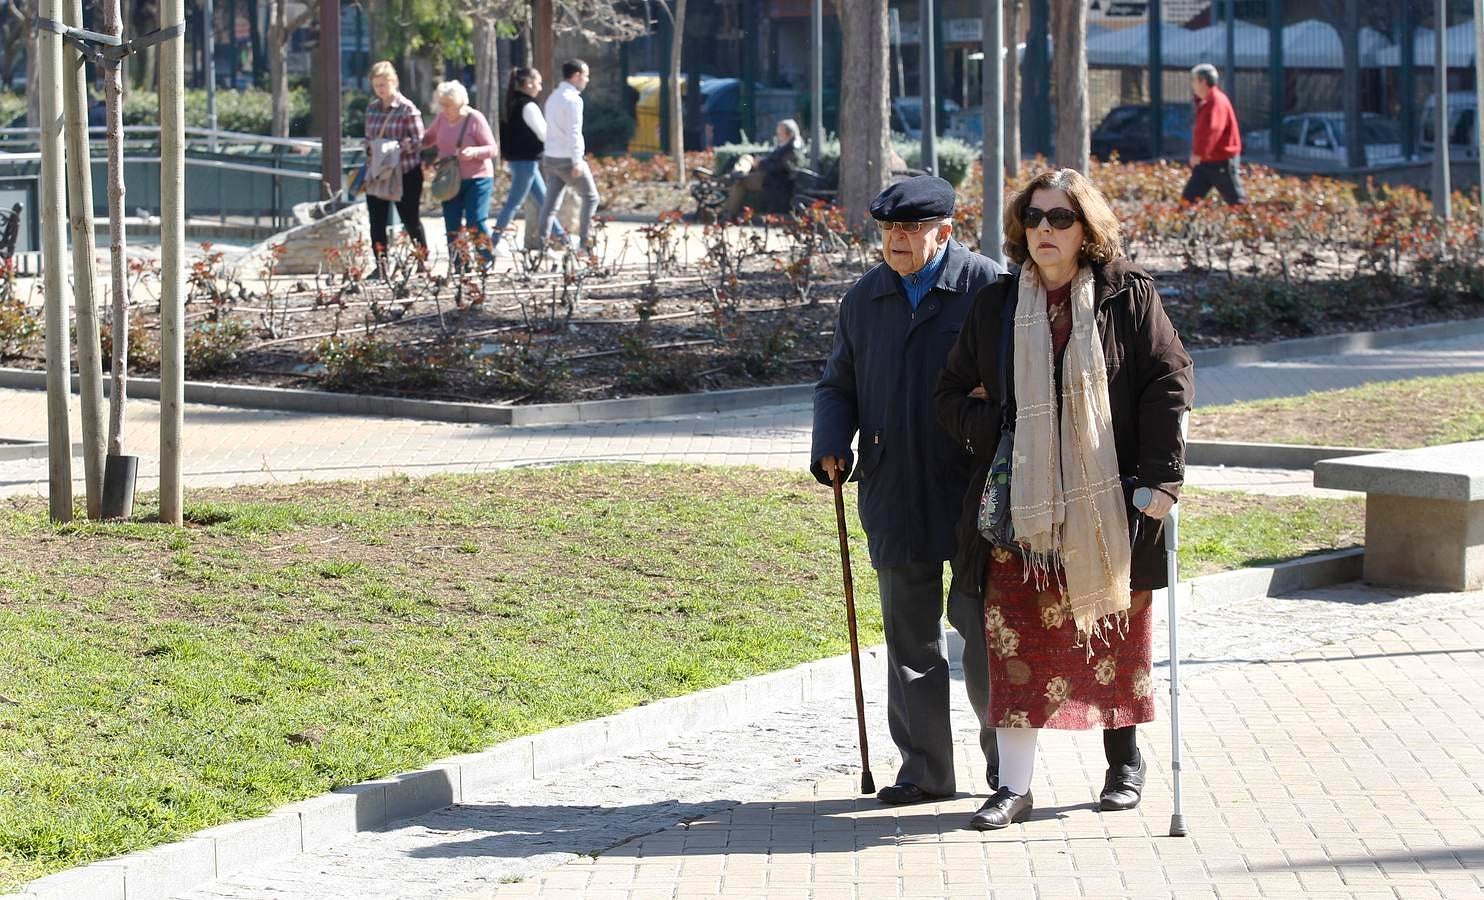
[1086,18,1394,70]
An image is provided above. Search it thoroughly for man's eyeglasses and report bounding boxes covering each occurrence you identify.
[1022,206,1081,230]
[876,219,945,234]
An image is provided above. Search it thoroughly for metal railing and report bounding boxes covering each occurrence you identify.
[0,126,362,232]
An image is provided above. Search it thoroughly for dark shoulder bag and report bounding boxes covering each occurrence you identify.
[976,287,1019,546]
[428,113,474,204]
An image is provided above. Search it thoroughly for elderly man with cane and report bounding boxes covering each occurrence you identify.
[812,176,1007,804]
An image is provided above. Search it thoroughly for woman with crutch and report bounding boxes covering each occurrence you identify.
[934,168,1193,830]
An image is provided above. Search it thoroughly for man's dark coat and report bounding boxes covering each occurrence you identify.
[811,239,1008,569]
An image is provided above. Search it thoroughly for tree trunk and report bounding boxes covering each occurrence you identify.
[269,0,289,136]
[473,16,500,121]
[668,0,687,185]
[104,0,129,457]
[1004,0,1021,178]
[835,0,891,230]
[25,14,39,128]
[267,0,309,137]
[1050,0,1088,172]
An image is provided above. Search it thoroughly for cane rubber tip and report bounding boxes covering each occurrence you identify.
[1169,814,1187,837]
[861,772,876,795]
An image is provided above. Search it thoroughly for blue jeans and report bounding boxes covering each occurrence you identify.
[492,159,566,247]
[443,176,493,262]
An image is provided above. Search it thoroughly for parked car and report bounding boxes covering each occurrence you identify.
[891,96,962,141]
[1090,103,1193,161]
[1420,92,1479,161]
[1244,112,1406,168]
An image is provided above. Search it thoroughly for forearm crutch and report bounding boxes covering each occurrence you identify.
[1134,411,1189,839]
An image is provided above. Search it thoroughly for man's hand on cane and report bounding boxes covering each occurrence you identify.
[820,456,846,482]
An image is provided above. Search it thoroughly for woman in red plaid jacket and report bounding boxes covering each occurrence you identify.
[364,60,428,264]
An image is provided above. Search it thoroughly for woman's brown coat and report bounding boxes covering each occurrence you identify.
[934,258,1195,599]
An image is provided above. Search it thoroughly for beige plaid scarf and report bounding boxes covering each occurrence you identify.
[1009,263,1132,649]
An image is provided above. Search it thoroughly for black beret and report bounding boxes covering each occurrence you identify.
[869,175,956,222]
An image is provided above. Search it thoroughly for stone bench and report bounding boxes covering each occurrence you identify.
[1314,441,1484,591]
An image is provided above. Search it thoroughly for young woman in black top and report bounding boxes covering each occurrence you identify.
[492,67,568,254]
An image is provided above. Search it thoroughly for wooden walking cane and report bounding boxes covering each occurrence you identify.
[831,468,875,795]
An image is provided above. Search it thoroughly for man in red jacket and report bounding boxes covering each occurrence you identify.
[1182,63,1246,205]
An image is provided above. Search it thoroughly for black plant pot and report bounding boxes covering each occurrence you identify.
[101,454,138,520]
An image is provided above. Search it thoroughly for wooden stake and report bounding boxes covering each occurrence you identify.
[159,0,186,525]
[103,0,129,457]
[62,0,108,520]
[37,0,74,523]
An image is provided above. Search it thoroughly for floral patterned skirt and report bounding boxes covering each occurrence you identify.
[984,547,1156,730]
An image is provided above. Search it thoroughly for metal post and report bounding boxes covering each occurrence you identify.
[37,0,74,523]
[1150,0,1163,159]
[1434,0,1451,220]
[1025,0,1049,157]
[658,9,671,154]
[160,0,187,525]
[1475,0,1484,241]
[810,0,823,169]
[205,0,218,150]
[319,0,341,198]
[1400,2,1416,160]
[1269,0,1283,162]
[1224,0,1235,101]
[1342,0,1363,169]
[920,0,938,175]
[982,0,1003,262]
[62,0,108,520]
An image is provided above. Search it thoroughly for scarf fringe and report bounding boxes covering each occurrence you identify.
[1074,609,1131,661]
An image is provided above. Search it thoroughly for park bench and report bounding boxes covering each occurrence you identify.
[0,202,21,265]
[1314,441,1484,591]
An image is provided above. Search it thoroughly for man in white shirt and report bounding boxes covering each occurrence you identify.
[537,59,601,254]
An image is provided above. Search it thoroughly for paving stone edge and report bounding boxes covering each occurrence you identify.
[1,316,1480,427]
[9,547,1363,900]
[1186,440,1383,470]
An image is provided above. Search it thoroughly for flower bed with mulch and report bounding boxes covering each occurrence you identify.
[2,159,1481,406]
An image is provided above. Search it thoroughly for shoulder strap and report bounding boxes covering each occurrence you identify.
[997,277,1018,427]
[455,112,473,147]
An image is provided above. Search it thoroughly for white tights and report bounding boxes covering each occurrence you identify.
[996,727,1039,795]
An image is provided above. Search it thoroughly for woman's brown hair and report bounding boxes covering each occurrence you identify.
[1002,168,1123,266]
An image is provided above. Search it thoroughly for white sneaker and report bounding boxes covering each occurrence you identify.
[491,242,513,258]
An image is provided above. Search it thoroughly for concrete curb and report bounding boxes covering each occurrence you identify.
[0,368,815,428]
[1186,440,1385,471]
[0,440,83,462]
[11,547,1365,900]
[2,317,1479,428]
[11,646,887,900]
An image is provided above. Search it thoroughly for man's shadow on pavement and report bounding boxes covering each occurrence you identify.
[404,796,1089,862]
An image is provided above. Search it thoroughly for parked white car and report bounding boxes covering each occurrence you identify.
[1245,112,1406,168]
[1420,92,1479,161]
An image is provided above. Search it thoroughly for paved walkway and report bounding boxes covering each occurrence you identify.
[168,583,1484,900]
[3,330,1483,501]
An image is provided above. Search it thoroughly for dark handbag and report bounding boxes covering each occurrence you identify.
[977,287,1019,546]
[428,113,473,204]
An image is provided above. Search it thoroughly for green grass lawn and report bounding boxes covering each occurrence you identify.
[1192,372,1484,449]
[0,466,1362,889]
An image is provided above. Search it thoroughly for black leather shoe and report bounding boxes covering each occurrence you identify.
[969,787,1034,830]
[1099,756,1147,811]
[876,783,949,805]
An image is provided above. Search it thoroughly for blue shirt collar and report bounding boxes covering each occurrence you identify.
[898,242,950,310]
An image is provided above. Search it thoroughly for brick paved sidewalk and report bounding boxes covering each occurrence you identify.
[470,596,1484,900]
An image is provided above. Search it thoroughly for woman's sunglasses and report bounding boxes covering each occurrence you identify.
[1022,206,1081,230]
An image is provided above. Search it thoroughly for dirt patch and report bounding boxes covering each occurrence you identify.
[1192,373,1484,449]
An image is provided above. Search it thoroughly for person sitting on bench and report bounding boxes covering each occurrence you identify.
[720,118,804,220]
